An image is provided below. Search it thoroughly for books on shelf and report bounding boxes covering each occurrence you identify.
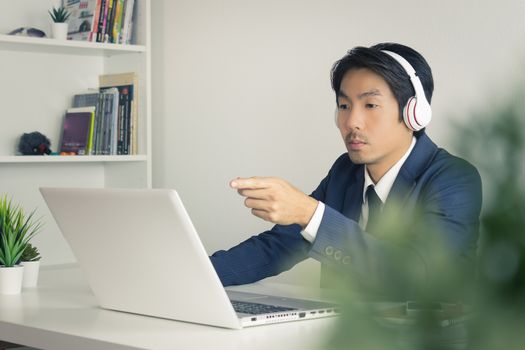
[65,0,136,43]
[59,107,96,155]
[69,72,138,156]
[99,72,138,155]
[73,89,117,155]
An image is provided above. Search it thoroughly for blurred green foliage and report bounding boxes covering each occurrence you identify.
[326,93,525,349]
[457,96,525,350]
[21,242,41,262]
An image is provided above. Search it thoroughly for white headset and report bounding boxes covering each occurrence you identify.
[381,50,432,131]
[334,50,432,132]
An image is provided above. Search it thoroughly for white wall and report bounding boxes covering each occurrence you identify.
[151,0,525,285]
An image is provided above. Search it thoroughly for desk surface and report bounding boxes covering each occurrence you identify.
[0,265,337,350]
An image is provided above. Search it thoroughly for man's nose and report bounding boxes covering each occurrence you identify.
[339,108,364,130]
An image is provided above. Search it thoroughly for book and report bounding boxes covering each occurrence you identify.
[111,0,125,43]
[102,0,114,43]
[60,107,96,155]
[97,0,109,42]
[119,0,135,44]
[99,88,119,154]
[99,72,138,155]
[89,0,102,41]
[64,0,100,41]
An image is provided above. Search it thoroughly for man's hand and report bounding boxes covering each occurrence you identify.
[230,177,319,228]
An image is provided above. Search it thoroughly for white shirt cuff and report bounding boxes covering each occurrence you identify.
[300,201,325,243]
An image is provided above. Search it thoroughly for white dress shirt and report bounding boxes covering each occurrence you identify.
[301,136,416,243]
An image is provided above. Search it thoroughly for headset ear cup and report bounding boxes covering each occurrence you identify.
[403,97,418,131]
[403,96,432,132]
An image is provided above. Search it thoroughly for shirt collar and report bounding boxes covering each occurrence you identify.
[362,136,417,204]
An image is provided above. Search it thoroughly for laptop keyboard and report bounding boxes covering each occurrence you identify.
[231,300,298,315]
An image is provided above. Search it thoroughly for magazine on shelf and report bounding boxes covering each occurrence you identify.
[64,0,100,41]
[59,107,96,155]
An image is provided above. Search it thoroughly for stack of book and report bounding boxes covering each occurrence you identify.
[59,72,138,155]
[64,0,136,44]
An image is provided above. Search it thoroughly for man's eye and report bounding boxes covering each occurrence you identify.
[365,103,378,109]
[338,104,349,110]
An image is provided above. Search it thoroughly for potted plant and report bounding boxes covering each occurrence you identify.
[0,196,42,294]
[20,243,41,288]
[48,6,71,40]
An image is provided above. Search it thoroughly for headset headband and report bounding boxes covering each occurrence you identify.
[381,50,432,131]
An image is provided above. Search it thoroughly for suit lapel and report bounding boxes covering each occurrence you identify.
[385,168,416,210]
[384,132,439,211]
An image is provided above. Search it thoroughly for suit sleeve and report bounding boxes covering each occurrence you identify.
[210,169,333,287]
[308,157,482,295]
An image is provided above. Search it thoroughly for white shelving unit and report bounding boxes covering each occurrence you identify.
[0,0,152,265]
[0,33,146,54]
[0,155,148,163]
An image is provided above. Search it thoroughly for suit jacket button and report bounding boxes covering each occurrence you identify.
[324,246,334,256]
[342,256,351,265]
[334,250,342,261]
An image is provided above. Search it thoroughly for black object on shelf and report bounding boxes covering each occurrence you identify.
[18,132,52,155]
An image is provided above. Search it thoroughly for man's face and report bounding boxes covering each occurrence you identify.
[336,68,413,181]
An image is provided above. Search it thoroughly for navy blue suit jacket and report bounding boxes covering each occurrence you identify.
[210,133,482,293]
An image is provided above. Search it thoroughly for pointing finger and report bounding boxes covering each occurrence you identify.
[230,177,271,190]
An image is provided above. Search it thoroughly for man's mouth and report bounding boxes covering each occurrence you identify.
[347,139,366,150]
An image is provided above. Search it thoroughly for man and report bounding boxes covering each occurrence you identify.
[210,43,482,297]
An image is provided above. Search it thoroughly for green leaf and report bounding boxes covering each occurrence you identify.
[0,195,42,267]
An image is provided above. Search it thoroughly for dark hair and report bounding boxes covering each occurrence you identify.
[330,42,434,134]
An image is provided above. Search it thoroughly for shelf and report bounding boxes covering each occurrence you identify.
[0,155,148,163]
[0,34,146,56]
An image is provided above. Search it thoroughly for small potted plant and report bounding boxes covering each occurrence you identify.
[0,196,42,294]
[48,5,71,40]
[20,243,41,288]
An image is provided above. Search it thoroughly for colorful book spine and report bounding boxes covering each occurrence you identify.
[112,0,125,43]
[103,0,114,43]
[89,0,102,42]
[96,0,108,42]
[120,0,135,44]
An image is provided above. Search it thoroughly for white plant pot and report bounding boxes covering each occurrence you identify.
[0,265,24,295]
[21,260,40,288]
[51,22,69,40]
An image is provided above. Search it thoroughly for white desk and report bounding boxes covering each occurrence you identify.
[0,265,337,350]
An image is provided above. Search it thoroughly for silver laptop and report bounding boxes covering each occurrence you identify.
[40,187,338,329]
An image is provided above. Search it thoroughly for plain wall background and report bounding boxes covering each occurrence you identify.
[150,0,525,285]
